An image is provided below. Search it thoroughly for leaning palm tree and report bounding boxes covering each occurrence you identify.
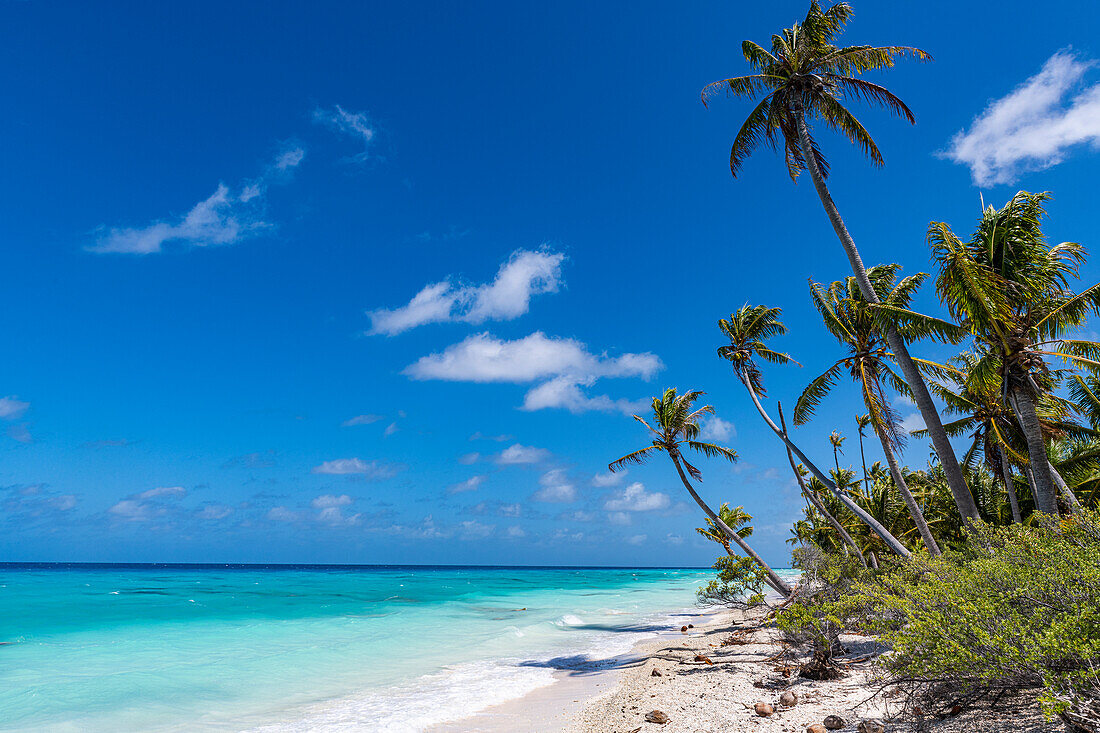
[718,304,910,557]
[778,402,866,566]
[609,388,793,595]
[793,265,943,555]
[701,1,979,523]
[930,191,1100,515]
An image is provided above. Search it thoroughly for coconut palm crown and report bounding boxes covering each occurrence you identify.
[608,388,737,481]
[717,305,798,396]
[701,0,929,180]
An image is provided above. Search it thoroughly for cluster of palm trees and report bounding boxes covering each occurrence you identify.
[609,1,1100,594]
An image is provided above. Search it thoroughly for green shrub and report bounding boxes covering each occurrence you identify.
[696,554,771,607]
[858,511,1100,731]
[775,545,877,678]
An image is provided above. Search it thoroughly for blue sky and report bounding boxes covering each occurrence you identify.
[3,1,1100,566]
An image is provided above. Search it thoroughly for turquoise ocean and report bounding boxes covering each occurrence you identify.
[0,564,796,732]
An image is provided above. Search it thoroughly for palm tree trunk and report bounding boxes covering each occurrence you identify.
[792,110,981,523]
[998,448,1022,523]
[875,428,942,556]
[667,454,793,596]
[857,426,870,491]
[1048,462,1083,513]
[737,372,912,557]
[779,404,867,566]
[1007,386,1059,515]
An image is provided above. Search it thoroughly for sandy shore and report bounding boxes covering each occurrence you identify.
[436,604,1061,733]
[564,607,1060,733]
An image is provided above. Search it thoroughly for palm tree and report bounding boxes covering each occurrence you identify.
[930,191,1100,515]
[922,354,1025,523]
[696,503,754,551]
[777,402,866,566]
[717,304,910,557]
[855,413,871,490]
[793,265,943,555]
[701,1,979,523]
[829,431,846,475]
[609,388,793,595]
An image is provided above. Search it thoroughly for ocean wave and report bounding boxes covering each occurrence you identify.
[245,660,556,732]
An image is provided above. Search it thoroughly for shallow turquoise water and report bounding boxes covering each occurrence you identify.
[0,564,795,731]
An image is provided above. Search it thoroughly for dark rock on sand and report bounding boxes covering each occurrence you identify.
[650,668,663,677]
[644,710,669,724]
[807,725,828,733]
[754,702,774,717]
[779,690,798,707]
[824,714,846,729]
[857,720,886,733]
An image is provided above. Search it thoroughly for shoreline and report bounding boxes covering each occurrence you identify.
[430,605,735,733]
[437,602,1065,733]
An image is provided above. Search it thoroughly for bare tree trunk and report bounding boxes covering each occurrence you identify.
[875,429,941,556]
[779,403,867,566]
[668,454,792,596]
[792,110,981,524]
[1007,387,1059,515]
[998,448,1022,523]
[738,373,911,557]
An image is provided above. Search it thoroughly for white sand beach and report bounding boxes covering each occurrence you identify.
[439,604,1063,733]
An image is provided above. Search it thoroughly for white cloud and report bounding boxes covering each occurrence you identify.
[448,475,484,494]
[51,495,77,511]
[944,51,1100,185]
[498,444,550,465]
[197,504,233,520]
[531,469,576,503]
[470,431,512,442]
[404,332,660,384]
[137,486,186,500]
[88,148,303,254]
[901,413,926,435]
[383,422,399,437]
[521,377,647,415]
[608,511,632,525]
[267,506,300,522]
[0,397,29,420]
[497,502,521,517]
[367,250,565,336]
[311,458,398,478]
[625,534,647,546]
[312,494,353,509]
[275,147,305,170]
[109,486,185,522]
[458,452,481,465]
[699,416,736,441]
[506,525,526,538]
[342,414,384,427]
[7,424,32,443]
[665,533,684,545]
[108,499,159,521]
[313,105,375,160]
[592,470,625,487]
[559,509,596,522]
[603,482,670,512]
[460,520,495,539]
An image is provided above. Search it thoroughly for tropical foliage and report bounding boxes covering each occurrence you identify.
[602,2,1100,726]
